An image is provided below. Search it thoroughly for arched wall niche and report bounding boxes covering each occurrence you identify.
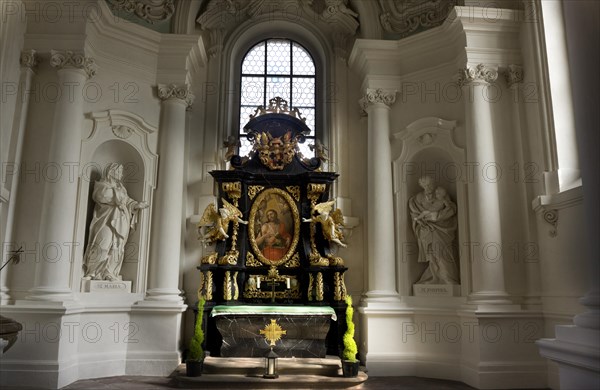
[73,110,158,297]
[392,117,470,298]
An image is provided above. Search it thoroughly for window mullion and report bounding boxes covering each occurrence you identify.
[290,41,294,108]
[263,40,267,107]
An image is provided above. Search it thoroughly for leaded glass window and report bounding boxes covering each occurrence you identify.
[239,39,316,158]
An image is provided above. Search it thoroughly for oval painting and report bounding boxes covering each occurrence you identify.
[249,188,300,267]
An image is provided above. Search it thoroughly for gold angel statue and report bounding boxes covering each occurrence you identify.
[198,199,248,245]
[303,200,347,248]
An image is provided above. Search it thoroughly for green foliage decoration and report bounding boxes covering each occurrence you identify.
[342,295,358,362]
[189,298,206,361]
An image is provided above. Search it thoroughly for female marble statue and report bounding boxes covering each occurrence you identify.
[82,163,148,281]
[408,176,459,285]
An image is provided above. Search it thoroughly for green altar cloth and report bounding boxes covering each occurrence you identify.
[211,305,337,321]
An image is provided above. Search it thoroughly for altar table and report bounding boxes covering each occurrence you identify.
[211,305,336,358]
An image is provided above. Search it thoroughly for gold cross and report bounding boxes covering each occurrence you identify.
[260,319,287,346]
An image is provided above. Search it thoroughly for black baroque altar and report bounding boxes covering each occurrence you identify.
[197,98,350,358]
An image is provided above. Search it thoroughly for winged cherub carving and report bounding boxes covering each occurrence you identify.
[303,200,347,247]
[198,199,248,245]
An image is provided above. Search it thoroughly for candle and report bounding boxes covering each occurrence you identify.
[257,276,261,289]
[286,277,290,289]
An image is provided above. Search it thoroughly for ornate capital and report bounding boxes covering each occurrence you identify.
[50,50,96,78]
[457,64,498,87]
[358,88,397,112]
[20,50,39,69]
[504,65,524,87]
[157,84,195,109]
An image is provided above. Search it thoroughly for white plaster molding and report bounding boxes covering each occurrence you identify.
[49,50,97,78]
[532,185,583,211]
[457,63,498,86]
[349,6,522,87]
[19,50,39,69]
[0,187,9,204]
[87,110,159,187]
[106,0,175,24]
[505,64,524,87]
[157,35,206,85]
[358,88,397,112]
[197,0,358,60]
[83,0,205,84]
[379,0,458,38]
[532,185,583,238]
[171,0,202,34]
[157,84,195,109]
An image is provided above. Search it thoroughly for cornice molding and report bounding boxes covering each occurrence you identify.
[49,50,97,78]
[457,63,498,86]
[157,84,195,108]
[349,6,522,87]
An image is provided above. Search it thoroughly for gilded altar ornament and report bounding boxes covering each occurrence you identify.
[303,201,347,248]
[254,131,298,170]
[308,273,314,301]
[201,252,218,265]
[246,252,262,267]
[249,96,306,122]
[316,272,324,301]
[198,199,248,245]
[334,272,347,301]
[267,266,280,280]
[310,252,329,267]
[224,271,232,301]
[328,254,345,266]
[283,253,301,268]
[307,183,326,205]
[260,319,287,347]
[248,185,264,200]
[285,186,300,202]
[219,250,239,266]
[233,271,239,300]
[222,182,242,201]
[200,270,213,300]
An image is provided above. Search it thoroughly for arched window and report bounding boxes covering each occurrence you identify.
[239,39,316,158]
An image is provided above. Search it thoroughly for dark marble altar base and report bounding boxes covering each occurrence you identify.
[215,315,331,358]
[175,356,368,389]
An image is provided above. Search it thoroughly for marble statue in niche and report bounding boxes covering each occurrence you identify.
[409,176,460,285]
[82,163,148,281]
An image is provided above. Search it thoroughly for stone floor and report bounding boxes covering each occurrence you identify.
[61,375,478,390]
[58,357,481,390]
